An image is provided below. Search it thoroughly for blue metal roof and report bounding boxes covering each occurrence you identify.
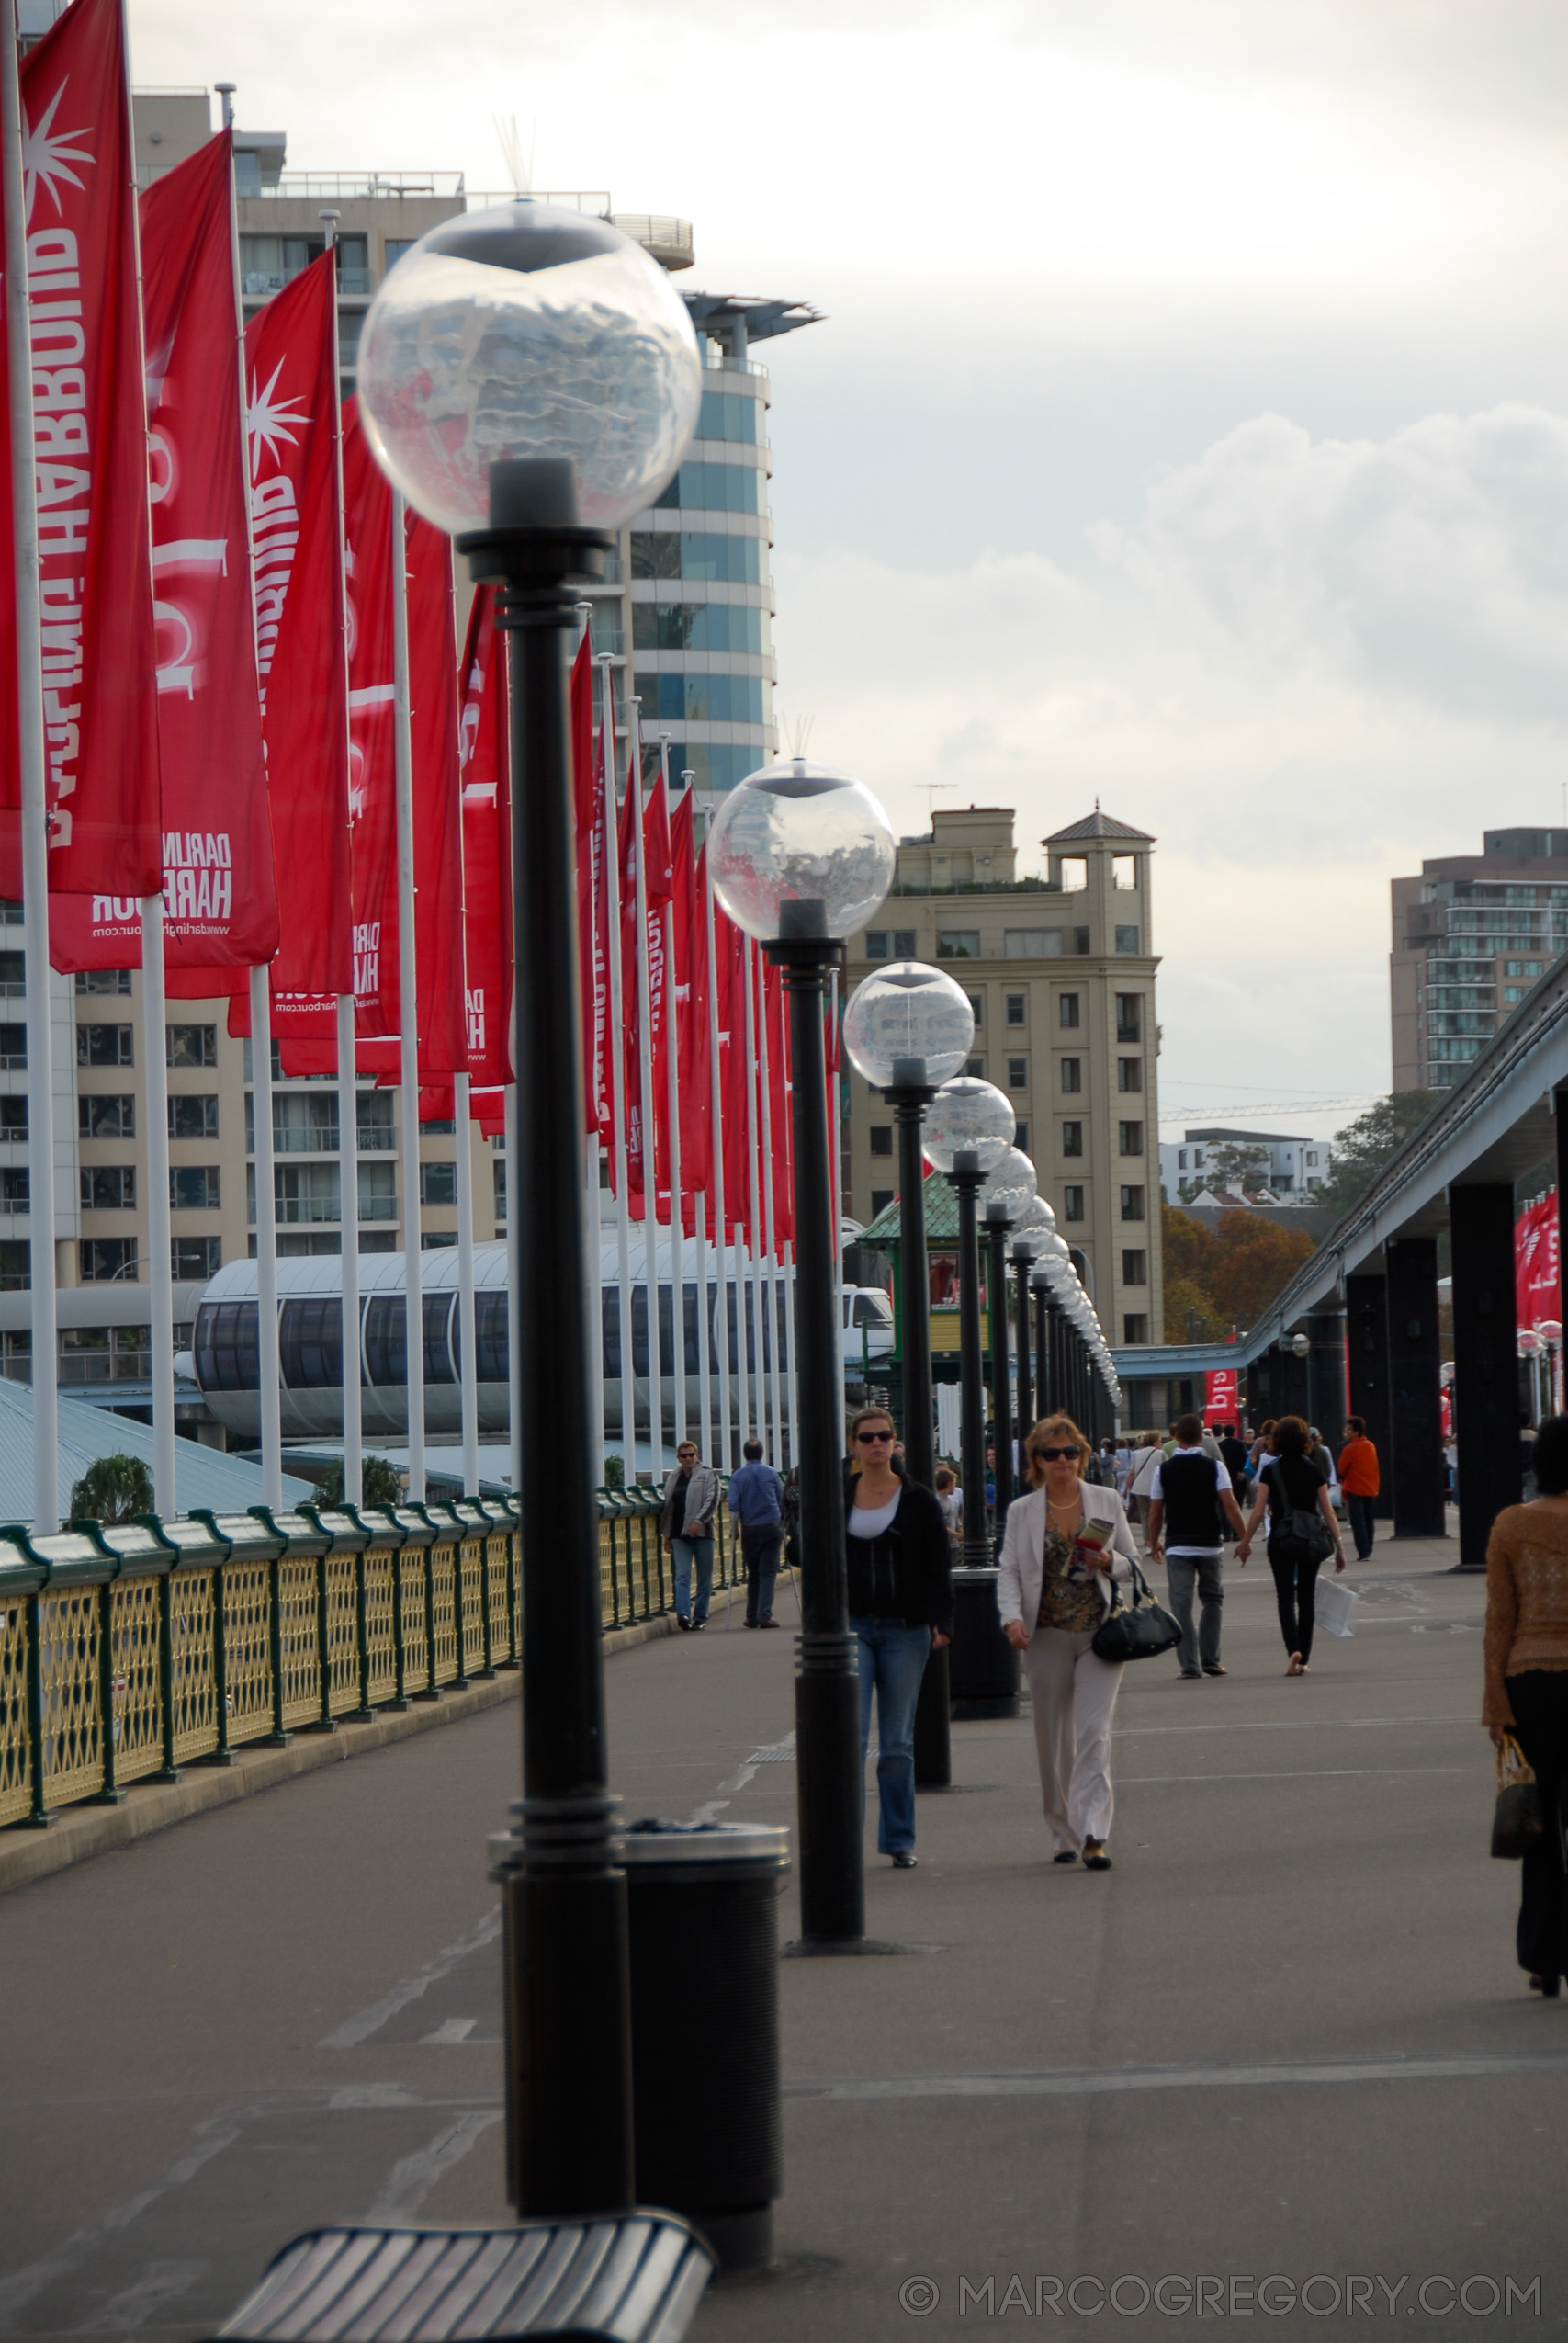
[0,1375,310,1528]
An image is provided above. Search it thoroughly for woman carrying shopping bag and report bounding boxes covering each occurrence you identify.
[998,1413,1136,1870]
[1483,1413,1568,1998]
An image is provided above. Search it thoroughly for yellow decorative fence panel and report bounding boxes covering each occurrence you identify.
[222,1561,274,1748]
[428,1543,459,1688]
[276,1558,321,1731]
[108,1578,163,1786]
[484,1533,513,1664]
[0,1589,33,1826]
[398,1550,430,1696]
[362,1548,399,1706]
[39,1587,103,1806]
[169,1570,220,1766]
[322,1556,360,1718]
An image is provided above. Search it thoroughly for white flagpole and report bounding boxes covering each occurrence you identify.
[337,992,362,1505]
[740,936,763,1448]
[627,696,662,1476]
[141,899,176,1511]
[755,943,783,1464]
[701,819,732,1471]
[456,1073,479,1496]
[250,968,283,1505]
[597,657,634,1477]
[504,1080,522,1499]
[658,732,685,1452]
[575,606,605,1485]
[3,1,59,1531]
[390,488,423,1502]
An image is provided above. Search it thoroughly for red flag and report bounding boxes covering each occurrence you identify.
[618,781,646,1216]
[50,130,276,978]
[671,798,711,1195]
[407,515,465,1078]
[767,956,794,1245]
[457,586,513,1088]
[0,0,160,896]
[228,252,351,1053]
[714,906,752,1247]
[644,773,673,1206]
[592,700,615,1164]
[570,631,599,1137]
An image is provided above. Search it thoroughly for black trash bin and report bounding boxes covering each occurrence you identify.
[620,1819,789,2273]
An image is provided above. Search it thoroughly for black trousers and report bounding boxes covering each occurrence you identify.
[1347,1493,1376,1559]
[1267,1544,1324,1664]
[1506,1670,1568,1983]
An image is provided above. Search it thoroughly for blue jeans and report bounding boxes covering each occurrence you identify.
[741,1524,782,1623]
[672,1536,714,1624]
[852,1616,931,1856]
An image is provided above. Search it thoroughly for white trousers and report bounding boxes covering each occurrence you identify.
[1022,1625,1123,1851]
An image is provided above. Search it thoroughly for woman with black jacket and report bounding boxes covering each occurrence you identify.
[844,1404,953,1869]
[1236,1412,1346,1674]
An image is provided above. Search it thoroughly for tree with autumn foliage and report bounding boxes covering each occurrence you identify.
[1163,1205,1314,1341]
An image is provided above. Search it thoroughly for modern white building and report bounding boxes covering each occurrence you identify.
[1159,1126,1331,1205]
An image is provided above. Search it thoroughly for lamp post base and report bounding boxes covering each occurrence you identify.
[948,1567,1020,1719]
[913,1637,952,1786]
[794,1632,865,1945]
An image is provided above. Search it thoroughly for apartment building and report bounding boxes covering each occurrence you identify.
[842,806,1164,1351]
[1159,1127,1331,1203]
[1393,828,1568,1092]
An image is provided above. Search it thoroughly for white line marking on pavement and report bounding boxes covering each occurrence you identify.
[421,2017,478,2044]
[320,1908,502,2048]
[0,2115,241,2334]
[360,2110,504,2222]
[689,1730,796,1825]
[783,2050,1568,2102]
[97,2259,209,2330]
[1115,1714,1476,1737]
[1120,1767,1468,1783]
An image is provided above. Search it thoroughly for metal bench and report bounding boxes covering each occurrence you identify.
[209,2214,714,2343]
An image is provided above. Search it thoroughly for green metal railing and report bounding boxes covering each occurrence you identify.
[0,1486,737,1833]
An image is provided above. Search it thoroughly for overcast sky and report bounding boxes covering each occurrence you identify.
[130,0,1568,1143]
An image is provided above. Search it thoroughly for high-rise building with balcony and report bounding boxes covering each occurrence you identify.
[1392,828,1568,1092]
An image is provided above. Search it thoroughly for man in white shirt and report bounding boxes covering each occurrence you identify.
[1146,1410,1247,1680]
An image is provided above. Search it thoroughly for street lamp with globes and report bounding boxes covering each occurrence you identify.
[842,962,974,1792]
[356,198,702,2219]
[922,1077,1019,1719]
[977,1146,1037,1534]
[1009,1194,1055,1434]
[708,756,897,1949]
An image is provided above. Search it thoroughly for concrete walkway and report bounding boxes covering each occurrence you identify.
[1,1537,1562,2342]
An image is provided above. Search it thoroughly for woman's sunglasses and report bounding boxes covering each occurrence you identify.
[1034,1445,1077,1462]
[856,1429,895,1443]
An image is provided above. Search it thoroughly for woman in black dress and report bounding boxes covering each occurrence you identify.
[1236,1413,1346,1674]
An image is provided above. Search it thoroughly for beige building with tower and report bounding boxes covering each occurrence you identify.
[842,806,1164,1350]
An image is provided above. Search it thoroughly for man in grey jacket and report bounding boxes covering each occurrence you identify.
[661,1443,720,1630]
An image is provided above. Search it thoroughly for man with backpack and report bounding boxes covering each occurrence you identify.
[1146,1410,1247,1679]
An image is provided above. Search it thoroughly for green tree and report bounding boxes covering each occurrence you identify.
[1161,1204,1314,1340]
[314,1454,404,1509]
[1320,1091,1442,1215]
[1203,1142,1271,1194]
[69,1453,154,1524]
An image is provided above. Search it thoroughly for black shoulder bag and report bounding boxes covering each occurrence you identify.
[1091,1556,1182,1663]
[1266,1462,1333,1565]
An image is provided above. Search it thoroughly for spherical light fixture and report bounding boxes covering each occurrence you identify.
[1539,1319,1562,1346]
[707,757,896,945]
[1011,1194,1055,1251]
[978,1146,1037,1220]
[1290,1331,1312,1358]
[1518,1329,1543,1357]
[922,1077,1014,1175]
[842,962,975,1090]
[357,199,702,534]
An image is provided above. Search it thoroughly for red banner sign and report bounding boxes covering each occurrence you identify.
[1516,1193,1560,1332]
[1204,1367,1238,1426]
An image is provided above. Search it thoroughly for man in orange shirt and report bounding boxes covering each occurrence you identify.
[1339,1415,1380,1559]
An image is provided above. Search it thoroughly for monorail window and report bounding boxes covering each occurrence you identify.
[279,1296,342,1387]
[363,1292,457,1386]
[423,1292,455,1384]
[195,1299,259,1390]
[475,1289,509,1383]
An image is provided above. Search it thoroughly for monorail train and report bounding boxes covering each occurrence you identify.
[186,1239,894,1443]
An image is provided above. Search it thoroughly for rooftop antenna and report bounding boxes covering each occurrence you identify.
[494,112,533,195]
[919,783,954,816]
[784,711,815,758]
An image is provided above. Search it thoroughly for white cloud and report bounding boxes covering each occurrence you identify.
[772,403,1568,1122]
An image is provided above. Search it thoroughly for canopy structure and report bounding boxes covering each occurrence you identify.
[0,1375,310,1528]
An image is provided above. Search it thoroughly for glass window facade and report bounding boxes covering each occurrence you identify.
[80,1094,132,1139]
[632,601,769,654]
[637,743,762,793]
[632,670,767,726]
[631,532,764,584]
[696,390,763,444]
[1006,928,1064,956]
[651,461,765,515]
[169,1095,219,1139]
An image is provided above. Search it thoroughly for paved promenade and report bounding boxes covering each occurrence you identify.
[3,1536,1563,2342]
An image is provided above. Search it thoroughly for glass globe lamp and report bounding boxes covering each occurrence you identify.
[979,1147,1037,1220]
[842,962,974,1090]
[1518,1329,1542,1357]
[1540,1319,1563,1345]
[707,758,896,945]
[356,199,702,535]
[1011,1194,1055,1251]
[1290,1331,1312,1358]
[922,1077,1014,1175]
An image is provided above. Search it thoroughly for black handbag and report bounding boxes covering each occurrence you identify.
[1265,1464,1334,1564]
[1091,1557,1182,1664]
[1491,1734,1544,1861]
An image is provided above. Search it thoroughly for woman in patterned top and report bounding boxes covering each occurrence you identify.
[1483,1412,1568,1998]
[998,1413,1137,1869]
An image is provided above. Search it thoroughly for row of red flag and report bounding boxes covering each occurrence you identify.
[0,0,800,1247]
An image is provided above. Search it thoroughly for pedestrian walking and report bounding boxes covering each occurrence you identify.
[1127,1432,1163,1535]
[1483,1411,1568,1998]
[1338,1416,1380,1561]
[934,1466,963,1549]
[1236,1414,1346,1674]
[998,1412,1137,1869]
[727,1437,785,1628]
[1146,1410,1247,1679]
[661,1440,720,1630]
[1088,1438,1119,1489]
[844,1406,953,1869]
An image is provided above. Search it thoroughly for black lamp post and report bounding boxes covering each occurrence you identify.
[707,761,897,1949]
[1032,1270,1051,1419]
[841,963,976,1803]
[952,1152,989,1570]
[986,1201,1015,1529]
[1013,1242,1034,1435]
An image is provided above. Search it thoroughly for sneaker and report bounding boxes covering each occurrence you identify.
[692,1618,707,1631]
[676,1615,691,1632]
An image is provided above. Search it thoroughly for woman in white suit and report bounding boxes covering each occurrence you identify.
[998,1412,1137,1870]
